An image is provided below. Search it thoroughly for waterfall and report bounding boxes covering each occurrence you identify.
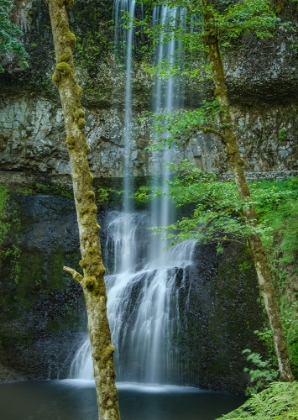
[69,211,197,384]
[114,0,136,210]
[114,0,137,271]
[69,3,195,386]
[150,5,186,262]
[68,338,93,380]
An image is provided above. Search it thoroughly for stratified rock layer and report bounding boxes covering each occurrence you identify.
[0,1,297,178]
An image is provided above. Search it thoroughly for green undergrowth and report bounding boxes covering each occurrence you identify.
[216,381,298,419]
[0,184,10,246]
[0,185,21,284]
[250,178,298,378]
[250,178,298,267]
[241,348,279,396]
[16,182,73,199]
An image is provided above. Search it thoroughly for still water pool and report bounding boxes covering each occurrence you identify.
[0,380,245,420]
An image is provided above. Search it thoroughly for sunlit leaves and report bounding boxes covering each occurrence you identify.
[146,100,221,150]
[138,160,298,249]
[250,178,298,265]
[135,0,278,78]
[216,0,277,42]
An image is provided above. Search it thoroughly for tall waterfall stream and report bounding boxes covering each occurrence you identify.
[69,1,195,386]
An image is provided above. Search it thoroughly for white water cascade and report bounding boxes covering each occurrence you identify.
[69,211,197,384]
[150,5,186,260]
[114,0,138,272]
[114,0,136,206]
[69,4,195,386]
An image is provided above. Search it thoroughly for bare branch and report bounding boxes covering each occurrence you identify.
[63,265,83,283]
[183,125,226,147]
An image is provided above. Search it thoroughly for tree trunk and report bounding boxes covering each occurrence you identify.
[202,0,294,382]
[47,1,121,419]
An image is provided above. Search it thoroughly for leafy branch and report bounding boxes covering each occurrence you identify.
[135,161,298,254]
[145,100,222,150]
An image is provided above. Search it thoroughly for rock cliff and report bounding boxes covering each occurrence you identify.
[0,0,297,178]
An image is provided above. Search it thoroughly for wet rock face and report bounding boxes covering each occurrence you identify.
[176,242,266,394]
[232,105,298,172]
[0,194,93,380]
[225,26,298,105]
[0,99,68,174]
[186,105,298,174]
[0,98,154,177]
[0,193,265,393]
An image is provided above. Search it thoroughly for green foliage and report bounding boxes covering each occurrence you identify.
[242,349,279,396]
[135,164,298,256]
[134,184,152,203]
[278,128,287,141]
[3,243,21,284]
[133,0,282,154]
[20,182,73,199]
[146,160,257,245]
[251,178,298,267]
[69,1,114,74]
[254,327,276,355]
[0,185,21,284]
[135,0,278,79]
[95,187,123,204]
[216,381,298,419]
[139,0,278,41]
[145,100,221,150]
[159,162,298,248]
[0,184,10,245]
[282,305,298,377]
[0,0,28,72]
[96,187,111,203]
[213,0,277,42]
[74,30,113,76]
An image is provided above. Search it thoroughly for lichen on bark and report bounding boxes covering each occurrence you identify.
[47,1,121,419]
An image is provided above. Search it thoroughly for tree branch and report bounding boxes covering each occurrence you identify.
[183,125,226,147]
[63,266,83,283]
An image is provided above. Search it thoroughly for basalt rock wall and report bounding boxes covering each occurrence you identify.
[0,1,297,178]
[1,97,298,177]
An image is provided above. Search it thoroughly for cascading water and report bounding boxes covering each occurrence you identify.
[150,5,186,260]
[69,211,198,385]
[69,3,195,386]
[114,0,136,210]
[114,0,137,272]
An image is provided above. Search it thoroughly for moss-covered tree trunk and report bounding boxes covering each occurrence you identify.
[202,0,294,382]
[47,1,121,419]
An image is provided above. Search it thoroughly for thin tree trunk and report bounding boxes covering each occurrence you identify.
[202,0,294,382]
[47,1,121,418]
